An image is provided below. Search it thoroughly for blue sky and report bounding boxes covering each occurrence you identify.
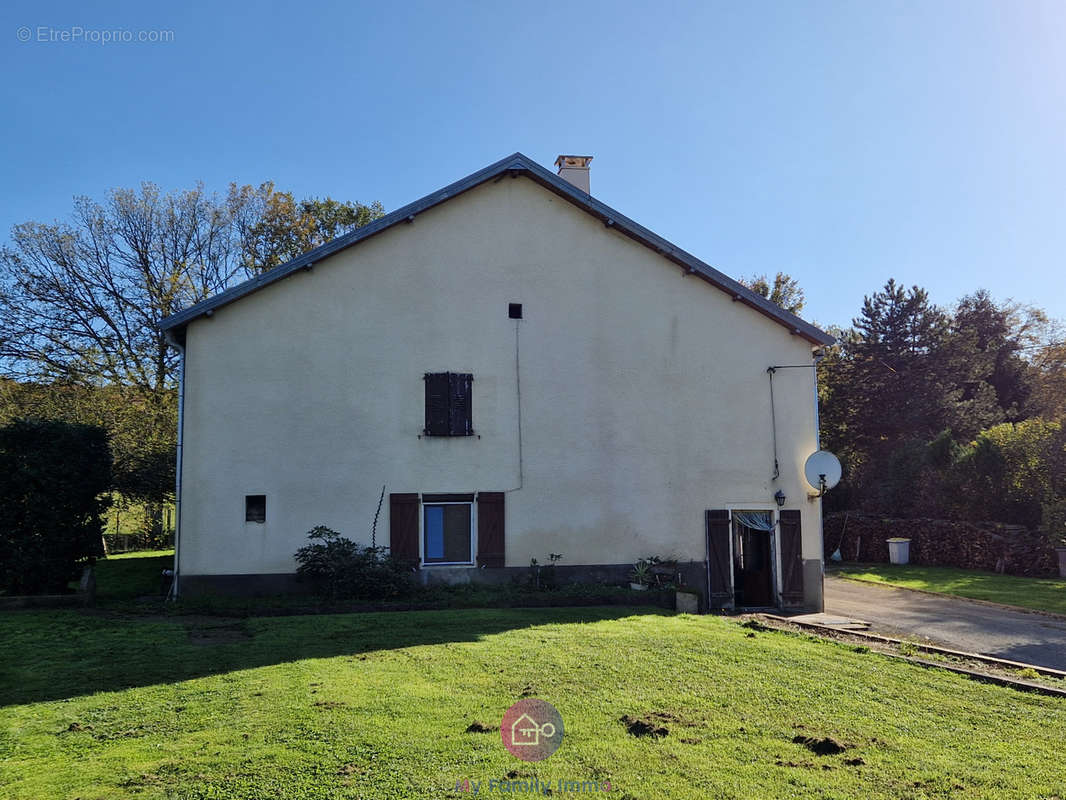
[2,0,1063,329]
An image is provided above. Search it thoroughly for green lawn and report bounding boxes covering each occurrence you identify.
[2,602,1065,800]
[88,549,174,601]
[835,564,1066,616]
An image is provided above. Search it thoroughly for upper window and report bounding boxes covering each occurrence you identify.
[424,372,473,436]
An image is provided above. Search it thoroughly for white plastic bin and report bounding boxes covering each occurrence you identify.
[887,538,911,565]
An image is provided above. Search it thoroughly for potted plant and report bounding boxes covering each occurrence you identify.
[629,558,652,591]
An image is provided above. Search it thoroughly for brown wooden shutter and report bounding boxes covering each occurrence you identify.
[779,509,804,606]
[450,373,473,436]
[389,493,420,563]
[706,509,733,609]
[476,491,505,567]
[424,373,449,435]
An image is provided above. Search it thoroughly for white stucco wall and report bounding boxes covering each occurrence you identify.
[179,176,825,604]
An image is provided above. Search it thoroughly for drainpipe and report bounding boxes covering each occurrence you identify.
[812,348,826,612]
[812,349,825,448]
[164,329,186,600]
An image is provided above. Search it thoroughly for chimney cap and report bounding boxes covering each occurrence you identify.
[555,155,593,169]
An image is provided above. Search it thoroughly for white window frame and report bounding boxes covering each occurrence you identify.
[419,499,477,567]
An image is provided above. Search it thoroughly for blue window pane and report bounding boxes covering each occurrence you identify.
[425,506,444,560]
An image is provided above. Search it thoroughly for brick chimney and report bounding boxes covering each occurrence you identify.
[554,155,593,194]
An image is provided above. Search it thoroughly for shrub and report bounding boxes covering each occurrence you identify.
[0,419,111,595]
[526,553,563,590]
[294,526,415,601]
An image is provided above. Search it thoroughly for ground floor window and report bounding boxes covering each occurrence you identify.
[423,502,473,564]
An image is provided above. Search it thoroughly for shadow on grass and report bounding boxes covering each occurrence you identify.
[0,605,660,707]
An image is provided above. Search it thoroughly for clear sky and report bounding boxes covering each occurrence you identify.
[2,0,1063,330]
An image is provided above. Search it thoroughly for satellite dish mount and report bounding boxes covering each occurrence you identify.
[803,450,842,501]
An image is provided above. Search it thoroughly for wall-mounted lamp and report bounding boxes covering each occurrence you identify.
[774,489,787,507]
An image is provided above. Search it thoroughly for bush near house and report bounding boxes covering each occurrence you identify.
[0,419,111,595]
[294,526,416,601]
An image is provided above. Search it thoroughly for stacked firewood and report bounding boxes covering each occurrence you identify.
[823,512,1058,577]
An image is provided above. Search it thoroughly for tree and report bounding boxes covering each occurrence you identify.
[954,419,1063,529]
[819,279,1004,511]
[0,182,384,393]
[1031,324,1066,422]
[740,272,806,314]
[952,290,1039,421]
[0,419,111,594]
[229,183,384,272]
[0,181,383,535]
[0,378,176,544]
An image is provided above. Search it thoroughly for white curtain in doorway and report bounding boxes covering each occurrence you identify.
[733,511,774,531]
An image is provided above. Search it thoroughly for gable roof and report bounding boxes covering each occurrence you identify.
[158,153,834,346]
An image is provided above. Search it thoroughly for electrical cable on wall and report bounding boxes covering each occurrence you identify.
[767,367,780,481]
[504,318,524,492]
[766,362,819,484]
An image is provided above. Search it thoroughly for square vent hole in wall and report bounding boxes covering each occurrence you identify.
[245,495,266,523]
[509,303,523,319]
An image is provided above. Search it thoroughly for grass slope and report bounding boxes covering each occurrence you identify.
[90,550,174,601]
[1,605,1065,799]
[835,564,1066,616]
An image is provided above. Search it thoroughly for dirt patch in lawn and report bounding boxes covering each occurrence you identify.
[620,713,671,738]
[792,735,848,755]
[465,721,499,734]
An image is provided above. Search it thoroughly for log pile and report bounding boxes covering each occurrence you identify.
[823,512,1058,577]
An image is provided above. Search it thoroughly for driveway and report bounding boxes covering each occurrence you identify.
[824,575,1066,671]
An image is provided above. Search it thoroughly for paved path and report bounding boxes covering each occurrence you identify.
[824,575,1066,671]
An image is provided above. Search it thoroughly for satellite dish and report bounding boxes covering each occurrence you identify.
[804,450,842,494]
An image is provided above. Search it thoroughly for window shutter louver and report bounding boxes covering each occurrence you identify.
[706,509,733,609]
[389,493,420,563]
[450,373,473,436]
[424,373,450,436]
[778,509,805,606]
[476,492,505,568]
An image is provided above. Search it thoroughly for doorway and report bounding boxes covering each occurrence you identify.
[733,513,775,607]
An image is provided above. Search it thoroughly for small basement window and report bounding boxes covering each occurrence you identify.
[423,501,473,564]
[245,495,266,523]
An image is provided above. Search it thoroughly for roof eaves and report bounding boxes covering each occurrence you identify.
[157,152,531,332]
[512,158,834,346]
[158,152,834,346]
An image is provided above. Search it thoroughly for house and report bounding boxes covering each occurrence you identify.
[158,152,835,611]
